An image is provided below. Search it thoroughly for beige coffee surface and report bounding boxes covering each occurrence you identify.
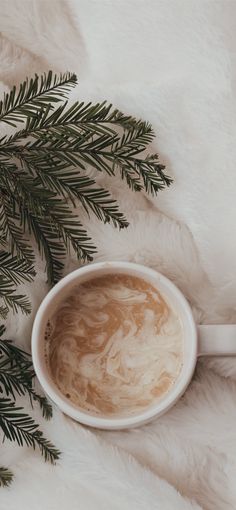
[46,274,183,417]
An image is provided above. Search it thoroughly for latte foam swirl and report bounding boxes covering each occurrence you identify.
[46,274,183,416]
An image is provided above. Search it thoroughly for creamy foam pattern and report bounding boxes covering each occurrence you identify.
[46,274,183,417]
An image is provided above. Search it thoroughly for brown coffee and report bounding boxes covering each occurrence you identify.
[45,274,183,417]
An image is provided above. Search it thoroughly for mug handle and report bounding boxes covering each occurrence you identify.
[198,325,236,356]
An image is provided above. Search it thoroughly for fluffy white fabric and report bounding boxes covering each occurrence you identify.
[0,1,235,508]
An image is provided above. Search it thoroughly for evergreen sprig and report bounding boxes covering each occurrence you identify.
[0,71,172,485]
[0,399,58,463]
[0,71,77,127]
[0,326,59,482]
[0,70,171,285]
[0,251,35,318]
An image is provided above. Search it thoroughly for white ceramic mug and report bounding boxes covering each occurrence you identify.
[31,261,236,430]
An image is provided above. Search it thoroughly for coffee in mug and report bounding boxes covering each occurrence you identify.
[44,274,183,417]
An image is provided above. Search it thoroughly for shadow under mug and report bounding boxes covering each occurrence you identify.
[31,261,236,430]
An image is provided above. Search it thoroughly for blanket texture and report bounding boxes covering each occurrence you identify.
[0,1,236,508]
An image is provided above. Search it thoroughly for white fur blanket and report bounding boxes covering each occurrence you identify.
[1,1,236,508]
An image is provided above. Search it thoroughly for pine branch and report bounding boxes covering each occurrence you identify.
[37,170,128,228]
[71,179,129,227]
[29,393,53,421]
[0,275,31,315]
[0,251,35,285]
[0,325,54,445]
[23,208,94,284]
[8,131,119,176]
[0,71,170,284]
[0,190,34,262]
[0,160,97,282]
[0,326,31,362]
[1,100,140,142]
[0,361,52,420]
[0,467,13,487]
[47,205,96,261]
[0,360,33,397]
[1,116,171,195]
[0,327,52,421]
[115,162,143,192]
[115,154,172,194]
[0,340,34,398]
[0,398,60,463]
[0,160,56,219]
[23,212,65,284]
[0,71,77,127]
[113,122,155,155]
[1,151,128,229]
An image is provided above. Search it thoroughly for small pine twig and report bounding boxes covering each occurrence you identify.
[0,71,77,127]
[0,327,59,474]
[0,398,60,464]
[30,392,53,421]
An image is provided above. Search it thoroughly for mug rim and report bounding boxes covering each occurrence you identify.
[31,261,198,429]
